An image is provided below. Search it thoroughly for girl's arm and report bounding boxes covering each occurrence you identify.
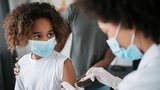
[62,59,76,86]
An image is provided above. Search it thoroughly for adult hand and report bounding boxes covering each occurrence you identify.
[86,67,122,89]
[61,81,85,90]
[76,74,90,87]
[14,56,22,76]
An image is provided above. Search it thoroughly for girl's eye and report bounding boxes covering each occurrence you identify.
[48,33,53,37]
[34,35,41,39]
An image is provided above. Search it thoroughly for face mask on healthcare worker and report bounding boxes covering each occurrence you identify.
[27,37,57,57]
[106,22,143,61]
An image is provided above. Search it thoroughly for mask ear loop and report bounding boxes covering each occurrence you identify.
[114,21,122,38]
[131,33,135,45]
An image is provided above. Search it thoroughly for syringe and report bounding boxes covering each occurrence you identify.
[78,74,94,82]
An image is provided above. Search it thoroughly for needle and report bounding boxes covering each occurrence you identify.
[78,74,94,82]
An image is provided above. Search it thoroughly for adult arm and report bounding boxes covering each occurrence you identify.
[77,48,115,86]
[92,48,115,68]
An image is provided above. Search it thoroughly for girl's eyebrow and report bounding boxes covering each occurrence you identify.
[32,30,53,34]
[32,32,41,34]
[48,30,53,32]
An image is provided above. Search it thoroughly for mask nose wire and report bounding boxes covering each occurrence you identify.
[114,21,122,38]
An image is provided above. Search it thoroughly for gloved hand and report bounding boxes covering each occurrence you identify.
[61,81,85,90]
[86,67,122,89]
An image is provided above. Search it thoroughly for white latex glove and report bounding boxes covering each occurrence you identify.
[61,81,85,90]
[86,67,122,90]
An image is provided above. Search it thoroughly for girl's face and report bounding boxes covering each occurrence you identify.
[30,18,54,41]
[98,20,135,49]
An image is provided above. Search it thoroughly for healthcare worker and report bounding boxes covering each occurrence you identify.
[74,0,160,90]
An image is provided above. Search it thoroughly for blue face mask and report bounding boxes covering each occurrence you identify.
[27,37,57,57]
[106,22,143,61]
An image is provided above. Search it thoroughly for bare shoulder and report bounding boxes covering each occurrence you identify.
[64,59,72,68]
[62,58,76,86]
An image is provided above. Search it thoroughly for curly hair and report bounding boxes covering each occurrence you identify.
[3,2,69,53]
[76,0,160,44]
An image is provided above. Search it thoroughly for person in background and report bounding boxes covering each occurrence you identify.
[3,2,84,90]
[61,3,115,90]
[75,0,160,90]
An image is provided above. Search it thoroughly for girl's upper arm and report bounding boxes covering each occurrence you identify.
[62,59,76,86]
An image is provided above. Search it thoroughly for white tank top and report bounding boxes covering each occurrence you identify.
[15,50,68,90]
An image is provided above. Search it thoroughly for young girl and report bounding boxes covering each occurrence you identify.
[3,2,78,90]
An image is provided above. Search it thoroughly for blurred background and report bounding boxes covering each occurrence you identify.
[0,0,134,90]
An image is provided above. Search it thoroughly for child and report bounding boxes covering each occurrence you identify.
[3,2,79,90]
